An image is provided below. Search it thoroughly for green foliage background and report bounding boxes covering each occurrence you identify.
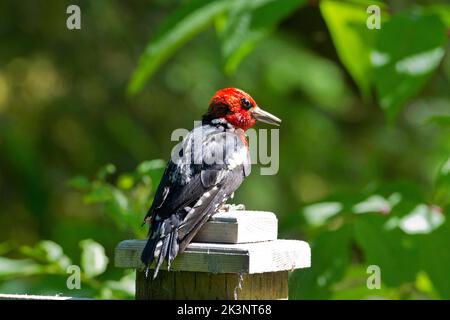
[0,0,449,299]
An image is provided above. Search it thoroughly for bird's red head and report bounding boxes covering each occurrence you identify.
[204,88,281,131]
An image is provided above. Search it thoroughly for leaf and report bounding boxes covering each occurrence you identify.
[137,159,166,187]
[99,270,135,299]
[67,175,91,190]
[352,193,401,215]
[0,257,43,280]
[303,202,343,226]
[419,221,450,299]
[84,185,113,204]
[434,156,450,206]
[117,174,134,190]
[136,159,166,175]
[289,225,352,299]
[320,0,382,98]
[127,0,232,94]
[97,163,116,181]
[20,240,71,267]
[221,0,305,73]
[80,239,109,278]
[354,214,420,286]
[0,242,12,256]
[426,4,450,27]
[426,115,450,127]
[437,157,450,185]
[331,265,400,299]
[385,204,445,235]
[264,39,350,111]
[372,13,447,120]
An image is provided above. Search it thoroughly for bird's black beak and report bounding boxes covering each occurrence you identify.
[251,106,281,126]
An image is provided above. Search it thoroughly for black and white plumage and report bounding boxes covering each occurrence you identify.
[141,121,251,278]
[140,88,280,278]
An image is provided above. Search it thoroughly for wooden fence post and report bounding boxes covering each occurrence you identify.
[115,211,311,300]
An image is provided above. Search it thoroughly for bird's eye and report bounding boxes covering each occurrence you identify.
[241,98,252,110]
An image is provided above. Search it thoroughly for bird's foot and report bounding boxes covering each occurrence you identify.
[218,203,246,212]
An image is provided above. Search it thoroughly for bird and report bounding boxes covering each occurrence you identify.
[141,87,281,278]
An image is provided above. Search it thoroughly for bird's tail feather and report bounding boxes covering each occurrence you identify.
[141,217,180,279]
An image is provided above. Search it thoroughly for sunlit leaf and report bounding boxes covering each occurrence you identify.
[80,239,109,278]
[99,270,135,299]
[20,240,71,268]
[128,0,232,94]
[117,174,134,190]
[352,193,401,215]
[221,0,305,73]
[331,265,400,299]
[320,0,383,98]
[303,202,342,226]
[385,204,445,234]
[372,13,447,120]
[426,4,450,27]
[0,257,43,280]
[137,159,166,175]
[137,159,166,187]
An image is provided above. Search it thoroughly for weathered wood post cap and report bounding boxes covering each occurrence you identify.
[115,239,310,273]
[115,211,311,300]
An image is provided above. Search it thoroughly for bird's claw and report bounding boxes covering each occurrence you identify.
[218,203,246,212]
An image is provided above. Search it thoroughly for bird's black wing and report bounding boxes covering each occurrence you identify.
[141,125,251,278]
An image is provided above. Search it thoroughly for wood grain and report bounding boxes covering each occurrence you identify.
[193,211,278,244]
[135,270,288,300]
[115,239,311,274]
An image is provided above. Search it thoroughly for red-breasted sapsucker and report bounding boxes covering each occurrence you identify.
[141,88,281,278]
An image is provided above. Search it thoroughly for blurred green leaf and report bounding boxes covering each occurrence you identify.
[137,159,166,176]
[352,193,401,215]
[434,156,450,206]
[67,175,91,191]
[303,202,342,226]
[117,174,134,190]
[415,271,439,299]
[385,204,445,235]
[331,265,400,299]
[97,164,116,181]
[320,0,381,98]
[80,239,109,278]
[20,240,71,267]
[419,221,450,299]
[372,13,447,120]
[426,4,450,27]
[0,242,13,256]
[99,270,135,299]
[137,159,166,189]
[0,257,43,280]
[221,0,305,73]
[426,115,450,127]
[264,39,350,111]
[84,185,113,204]
[289,225,352,299]
[437,157,450,181]
[128,0,232,94]
[354,215,420,286]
